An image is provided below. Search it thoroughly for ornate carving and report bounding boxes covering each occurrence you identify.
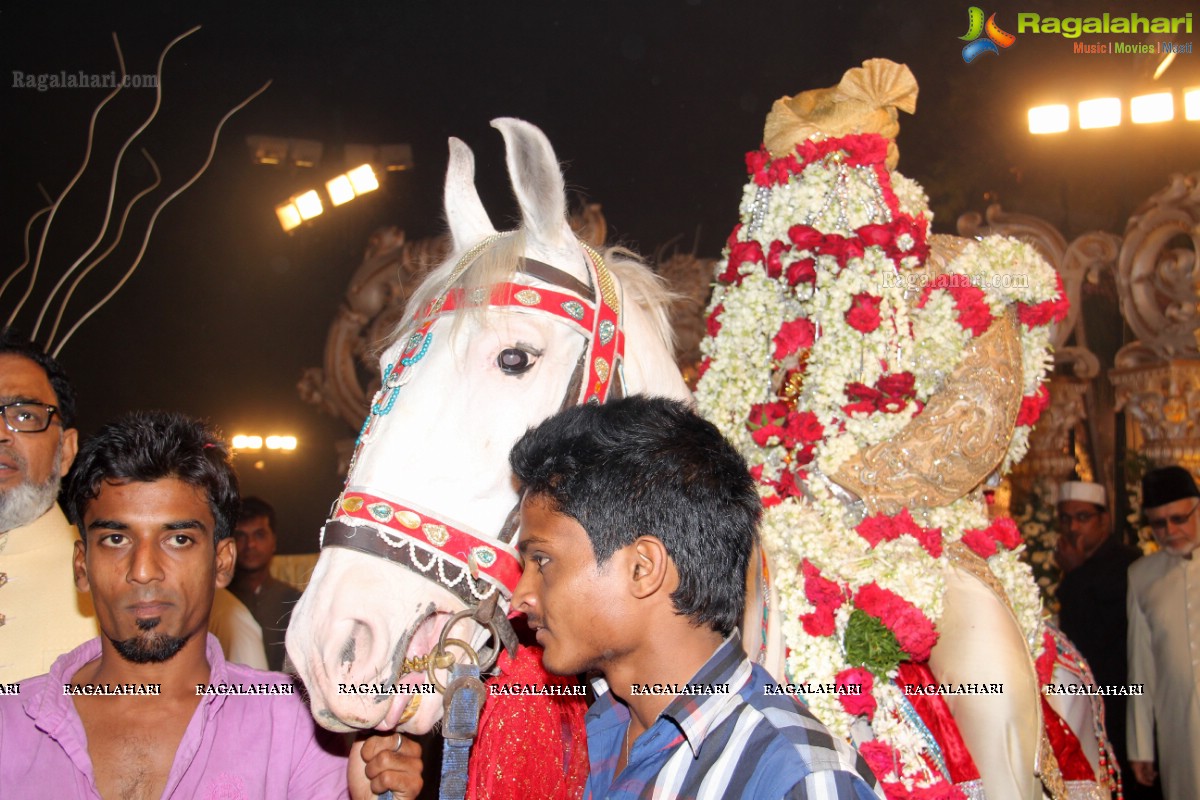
[1113,171,1200,367]
[297,227,449,430]
[832,311,1024,514]
[1017,375,1091,486]
[1111,359,1200,478]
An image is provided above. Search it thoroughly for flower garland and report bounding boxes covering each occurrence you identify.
[1012,482,1063,613]
[696,133,1067,797]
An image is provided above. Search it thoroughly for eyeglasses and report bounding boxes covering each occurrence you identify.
[0,402,60,433]
[1147,500,1200,533]
[1058,510,1100,526]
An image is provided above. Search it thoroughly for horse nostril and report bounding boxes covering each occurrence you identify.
[338,635,356,668]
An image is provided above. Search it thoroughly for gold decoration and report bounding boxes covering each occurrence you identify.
[422,523,450,547]
[394,510,422,530]
[395,693,422,724]
[594,357,611,383]
[581,241,620,315]
[780,349,811,409]
[341,496,364,513]
[515,289,542,306]
[763,58,918,169]
[945,542,1013,610]
[1038,725,1069,800]
[831,311,1024,514]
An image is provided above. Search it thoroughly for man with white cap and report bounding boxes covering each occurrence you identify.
[1055,480,1146,795]
[1127,466,1200,799]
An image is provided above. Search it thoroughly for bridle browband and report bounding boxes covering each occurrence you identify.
[320,236,626,606]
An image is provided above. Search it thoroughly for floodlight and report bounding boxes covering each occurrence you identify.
[326,175,355,206]
[1131,92,1174,124]
[294,190,324,220]
[1078,98,1121,129]
[347,164,380,194]
[1028,105,1069,134]
[275,203,302,232]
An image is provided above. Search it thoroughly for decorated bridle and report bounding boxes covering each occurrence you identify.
[321,235,625,799]
[320,233,625,609]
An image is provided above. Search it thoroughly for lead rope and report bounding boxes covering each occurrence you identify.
[437,661,486,800]
[375,659,487,800]
[376,663,485,800]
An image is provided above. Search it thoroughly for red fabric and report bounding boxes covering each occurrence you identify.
[1041,697,1095,782]
[895,663,981,785]
[467,645,589,800]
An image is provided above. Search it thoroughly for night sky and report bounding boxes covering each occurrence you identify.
[3,1,1197,551]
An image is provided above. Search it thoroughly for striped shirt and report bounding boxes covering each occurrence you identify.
[584,634,883,800]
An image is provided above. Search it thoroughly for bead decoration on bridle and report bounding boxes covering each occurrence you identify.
[319,233,626,610]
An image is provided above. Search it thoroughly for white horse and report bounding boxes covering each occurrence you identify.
[286,118,780,739]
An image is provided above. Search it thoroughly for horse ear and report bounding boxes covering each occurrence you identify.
[491,118,573,249]
[444,137,497,250]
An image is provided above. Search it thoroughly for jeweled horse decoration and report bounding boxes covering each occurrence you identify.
[696,59,1114,799]
[287,118,781,798]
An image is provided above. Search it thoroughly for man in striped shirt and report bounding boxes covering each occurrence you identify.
[509,396,883,799]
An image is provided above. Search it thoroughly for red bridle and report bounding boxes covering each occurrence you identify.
[321,239,624,605]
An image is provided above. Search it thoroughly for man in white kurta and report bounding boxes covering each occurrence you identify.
[0,337,97,681]
[1127,465,1200,800]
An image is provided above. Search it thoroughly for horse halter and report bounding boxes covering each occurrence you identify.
[320,238,625,800]
[320,235,626,607]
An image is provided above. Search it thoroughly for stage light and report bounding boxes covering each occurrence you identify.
[347,164,380,194]
[1028,105,1069,134]
[275,203,302,232]
[1131,92,1174,124]
[289,139,323,169]
[1185,87,1199,121]
[378,144,414,172]
[1078,98,1121,129]
[294,189,324,220]
[247,135,288,166]
[232,435,263,450]
[265,435,298,451]
[326,175,355,206]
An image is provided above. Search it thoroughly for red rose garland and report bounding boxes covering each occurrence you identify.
[699,130,1068,799]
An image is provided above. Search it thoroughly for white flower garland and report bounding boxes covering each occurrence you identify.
[696,134,1063,795]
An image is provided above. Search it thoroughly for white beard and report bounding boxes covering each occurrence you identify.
[0,445,63,532]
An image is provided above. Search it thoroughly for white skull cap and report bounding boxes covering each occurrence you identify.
[1058,481,1106,508]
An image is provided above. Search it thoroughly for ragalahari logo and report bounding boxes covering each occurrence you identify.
[960,7,1017,62]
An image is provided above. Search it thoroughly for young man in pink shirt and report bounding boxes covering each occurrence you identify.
[0,410,421,799]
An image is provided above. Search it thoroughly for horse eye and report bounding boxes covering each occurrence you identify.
[498,348,534,375]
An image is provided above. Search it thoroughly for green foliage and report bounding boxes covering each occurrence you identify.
[844,609,905,677]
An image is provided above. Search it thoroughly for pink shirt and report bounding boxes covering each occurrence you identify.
[0,634,349,799]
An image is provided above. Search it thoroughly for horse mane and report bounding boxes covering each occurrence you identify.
[384,231,678,359]
[606,245,677,357]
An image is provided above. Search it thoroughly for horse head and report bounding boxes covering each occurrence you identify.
[287,118,689,733]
